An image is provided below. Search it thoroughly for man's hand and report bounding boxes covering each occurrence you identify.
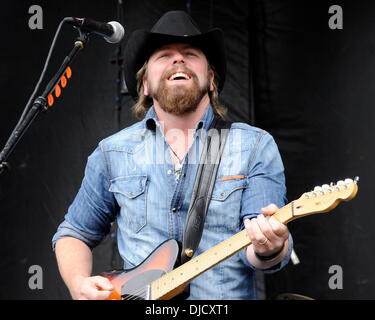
[244,204,289,267]
[71,275,114,300]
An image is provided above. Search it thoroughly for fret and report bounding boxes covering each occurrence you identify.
[273,202,294,224]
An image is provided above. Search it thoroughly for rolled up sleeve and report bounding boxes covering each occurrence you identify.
[52,143,118,250]
[238,130,293,272]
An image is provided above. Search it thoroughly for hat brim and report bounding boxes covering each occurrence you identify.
[124,28,226,99]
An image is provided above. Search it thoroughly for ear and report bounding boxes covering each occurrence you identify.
[143,78,149,96]
[208,70,215,92]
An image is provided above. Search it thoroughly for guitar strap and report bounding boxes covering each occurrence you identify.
[181,116,232,264]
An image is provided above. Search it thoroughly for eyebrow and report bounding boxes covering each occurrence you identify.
[154,44,202,54]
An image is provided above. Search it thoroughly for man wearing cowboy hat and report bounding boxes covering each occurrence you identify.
[52,11,292,300]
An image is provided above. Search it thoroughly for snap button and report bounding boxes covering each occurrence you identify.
[172,207,177,213]
[167,169,172,175]
[185,248,194,257]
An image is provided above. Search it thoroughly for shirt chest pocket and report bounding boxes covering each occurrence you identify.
[206,177,247,232]
[109,175,148,233]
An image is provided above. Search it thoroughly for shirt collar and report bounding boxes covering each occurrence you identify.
[144,106,158,131]
[143,104,215,132]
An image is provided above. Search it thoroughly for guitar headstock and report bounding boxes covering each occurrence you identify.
[290,177,359,221]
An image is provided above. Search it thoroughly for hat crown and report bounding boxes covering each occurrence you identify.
[151,10,201,36]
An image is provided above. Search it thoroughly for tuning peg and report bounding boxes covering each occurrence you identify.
[314,186,326,195]
[336,180,345,185]
[354,176,360,184]
[322,184,330,189]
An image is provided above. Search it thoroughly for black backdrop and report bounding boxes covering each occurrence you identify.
[0,0,373,300]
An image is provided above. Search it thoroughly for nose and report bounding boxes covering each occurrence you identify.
[172,51,185,65]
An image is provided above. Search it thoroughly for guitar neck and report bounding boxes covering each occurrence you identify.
[151,202,294,300]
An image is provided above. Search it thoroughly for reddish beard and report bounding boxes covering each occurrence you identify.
[149,67,209,115]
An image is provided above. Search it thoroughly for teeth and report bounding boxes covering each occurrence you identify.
[169,72,190,80]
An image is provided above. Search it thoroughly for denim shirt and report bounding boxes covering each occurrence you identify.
[52,105,293,300]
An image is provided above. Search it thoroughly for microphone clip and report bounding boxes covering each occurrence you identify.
[75,27,90,48]
[64,18,90,48]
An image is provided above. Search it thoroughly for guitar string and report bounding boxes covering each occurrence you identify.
[121,256,213,300]
[126,292,146,300]
[122,287,148,300]
[122,273,186,300]
[122,292,144,300]
[120,240,241,300]
[121,276,175,300]
[122,274,188,300]
[117,275,168,300]
[121,287,146,300]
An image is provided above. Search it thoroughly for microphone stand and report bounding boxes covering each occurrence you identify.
[111,0,128,131]
[0,28,90,176]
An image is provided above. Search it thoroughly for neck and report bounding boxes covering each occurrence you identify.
[153,94,210,135]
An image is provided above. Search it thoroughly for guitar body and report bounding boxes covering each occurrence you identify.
[101,239,179,300]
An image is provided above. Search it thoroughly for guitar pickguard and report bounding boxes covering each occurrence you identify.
[121,269,166,300]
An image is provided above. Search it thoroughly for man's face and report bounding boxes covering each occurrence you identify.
[143,43,214,115]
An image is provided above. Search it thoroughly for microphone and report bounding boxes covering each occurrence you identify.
[66,17,125,44]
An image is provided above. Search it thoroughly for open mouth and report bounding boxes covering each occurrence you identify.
[168,72,191,81]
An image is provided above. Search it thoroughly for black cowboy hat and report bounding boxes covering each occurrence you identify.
[123,10,226,99]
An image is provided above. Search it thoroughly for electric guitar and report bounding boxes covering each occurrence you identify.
[101,177,359,300]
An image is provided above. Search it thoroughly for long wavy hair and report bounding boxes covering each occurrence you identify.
[132,61,227,120]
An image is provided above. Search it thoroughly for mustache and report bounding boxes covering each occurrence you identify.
[161,66,197,81]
